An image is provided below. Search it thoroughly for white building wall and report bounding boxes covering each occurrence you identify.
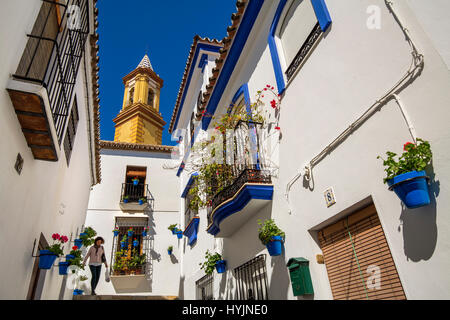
[0,0,98,300]
[178,0,450,300]
[84,150,180,296]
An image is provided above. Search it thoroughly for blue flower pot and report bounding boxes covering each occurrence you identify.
[113,230,119,237]
[133,240,139,247]
[73,289,84,296]
[123,198,129,203]
[121,242,127,249]
[139,199,144,205]
[133,180,139,185]
[66,254,75,263]
[266,236,284,256]
[168,250,172,255]
[80,232,87,237]
[74,239,83,248]
[176,231,183,239]
[128,231,133,237]
[215,260,226,273]
[58,261,69,275]
[171,229,177,235]
[38,250,58,269]
[142,231,147,237]
[387,170,430,209]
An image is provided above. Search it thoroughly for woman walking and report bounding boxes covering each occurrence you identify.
[82,236,108,295]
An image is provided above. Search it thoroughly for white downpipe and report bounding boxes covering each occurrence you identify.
[284,0,424,213]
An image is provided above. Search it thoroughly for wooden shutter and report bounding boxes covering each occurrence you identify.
[318,204,406,300]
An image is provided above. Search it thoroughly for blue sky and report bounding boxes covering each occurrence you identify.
[96,0,237,146]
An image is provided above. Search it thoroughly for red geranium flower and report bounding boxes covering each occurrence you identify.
[72,246,78,251]
[60,236,68,243]
[270,100,277,109]
[52,233,60,240]
[275,126,281,130]
[403,142,415,151]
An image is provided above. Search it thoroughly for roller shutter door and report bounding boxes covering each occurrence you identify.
[318,204,406,300]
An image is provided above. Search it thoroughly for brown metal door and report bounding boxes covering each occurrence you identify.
[319,204,406,300]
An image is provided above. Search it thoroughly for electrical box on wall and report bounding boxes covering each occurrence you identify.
[286,257,314,296]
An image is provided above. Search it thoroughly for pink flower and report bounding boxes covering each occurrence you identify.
[264,88,267,91]
[52,233,60,240]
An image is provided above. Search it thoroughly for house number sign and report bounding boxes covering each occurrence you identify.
[324,188,336,208]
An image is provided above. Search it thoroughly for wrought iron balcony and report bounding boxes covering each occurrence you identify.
[120,183,154,211]
[6,0,89,161]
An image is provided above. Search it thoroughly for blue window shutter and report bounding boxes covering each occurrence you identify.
[311,0,332,32]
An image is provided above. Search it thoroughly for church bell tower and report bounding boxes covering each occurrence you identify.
[113,54,165,145]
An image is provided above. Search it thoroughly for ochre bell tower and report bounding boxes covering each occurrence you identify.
[113,54,165,145]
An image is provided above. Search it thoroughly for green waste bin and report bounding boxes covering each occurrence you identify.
[286,257,314,296]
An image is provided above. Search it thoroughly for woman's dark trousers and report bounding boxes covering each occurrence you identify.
[89,265,102,294]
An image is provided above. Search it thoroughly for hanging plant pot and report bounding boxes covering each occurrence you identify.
[113,230,119,237]
[38,250,58,269]
[74,239,83,248]
[120,241,127,249]
[142,231,147,237]
[168,249,173,255]
[387,170,431,209]
[58,261,69,275]
[73,289,84,296]
[176,231,183,239]
[133,179,139,186]
[127,231,134,237]
[215,260,227,273]
[171,229,177,235]
[66,254,75,263]
[133,240,139,247]
[266,236,284,256]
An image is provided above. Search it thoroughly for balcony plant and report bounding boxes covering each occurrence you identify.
[199,250,226,275]
[378,138,432,208]
[67,246,84,272]
[132,238,139,247]
[132,177,139,185]
[142,227,148,237]
[39,233,68,269]
[138,197,146,205]
[127,228,134,237]
[113,227,120,237]
[123,195,129,203]
[120,235,128,249]
[258,219,285,256]
[168,224,178,234]
[175,229,183,239]
[113,250,128,275]
[168,246,173,255]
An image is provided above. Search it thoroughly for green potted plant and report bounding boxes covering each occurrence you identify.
[168,224,178,234]
[123,195,129,203]
[113,227,120,237]
[378,138,432,208]
[199,250,226,274]
[80,226,97,247]
[40,233,68,269]
[138,197,146,205]
[258,219,285,256]
[132,177,139,185]
[167,246,173,255]
[127,227,134,237]
[120,234,128,249]
[67,246,84,272]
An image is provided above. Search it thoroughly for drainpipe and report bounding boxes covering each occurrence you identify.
[284,0,424,213]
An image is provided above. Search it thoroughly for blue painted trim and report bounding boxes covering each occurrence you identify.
[181,172,199,198]
[198,53,209,69]
[201,0,265,131]
[183,217,199,246]
[172,43,221,132]
[176,162,185,177]
[268,0,288,96]
[311,0,332,32]
[207,184,273,236]
[227,83,251,114]
[268,0,332,95]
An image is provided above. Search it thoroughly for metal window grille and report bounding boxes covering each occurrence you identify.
[63,96,79,165]
[234,254,269,300]
[14,0,89,143]
[196,273,214,300]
